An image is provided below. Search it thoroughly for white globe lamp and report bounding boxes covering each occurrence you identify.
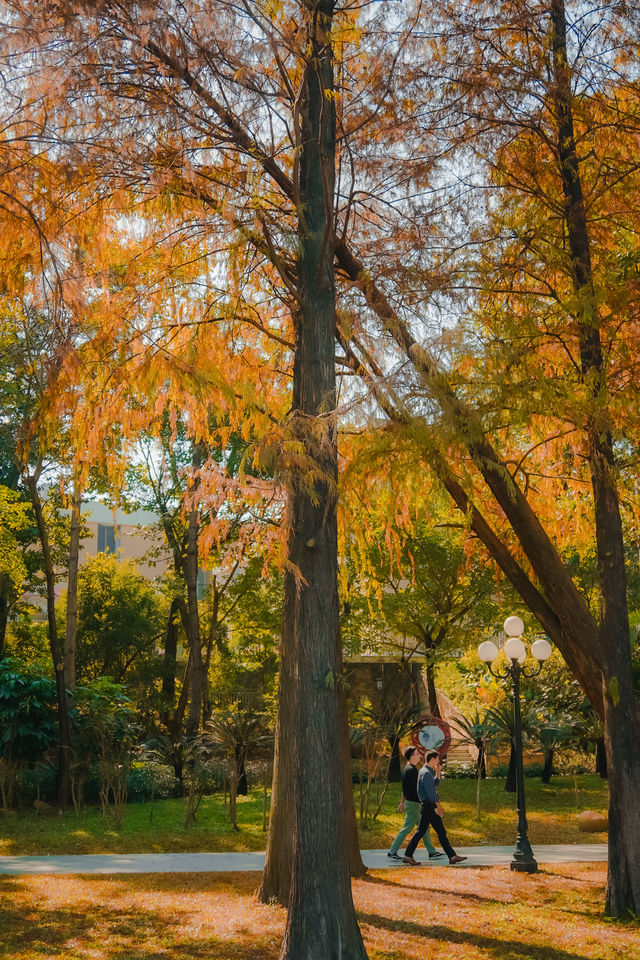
[504,615,525,637]
[478,640,499,663]
[503,636,527,664]
[531,638,553,661]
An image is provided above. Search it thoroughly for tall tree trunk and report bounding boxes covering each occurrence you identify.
[259,650,365,907]
[26,475,71,809]
[273,5,366,957]
[425,659,439,717]
[541,747,554,785]
[185,444,205,736]
[595,737,607,779]
[387,734,402,783]
[202,588,220,722]
[173,636,192,734]
[550,0,640,916]
[161,597,180,716]
[64,482,81,691]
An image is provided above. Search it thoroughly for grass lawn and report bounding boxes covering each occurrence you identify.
[1,863,636,960]
[357,774,609,850]
[0,775,608,856]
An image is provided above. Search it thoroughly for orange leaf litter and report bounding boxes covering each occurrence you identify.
[0,864,637,960]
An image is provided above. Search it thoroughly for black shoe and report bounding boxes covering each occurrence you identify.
[429,851,445,858]
[386,851,402,860]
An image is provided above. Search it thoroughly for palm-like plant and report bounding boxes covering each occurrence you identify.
[536,714,575,783]
[144,733,216,826]
[350,700,422,821]
[485,700,540,793]
[204,707,273,829]
[451,711,497,819]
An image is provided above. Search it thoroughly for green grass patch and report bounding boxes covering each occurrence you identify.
[358,773,609,850]
[0,774,608,855]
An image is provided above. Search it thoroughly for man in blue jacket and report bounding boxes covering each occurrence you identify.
[403,750,467,865]
[387,745,444,860]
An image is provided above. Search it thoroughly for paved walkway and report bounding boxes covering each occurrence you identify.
[0,844,607,875]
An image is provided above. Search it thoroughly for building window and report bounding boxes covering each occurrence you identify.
[97,524,119,554]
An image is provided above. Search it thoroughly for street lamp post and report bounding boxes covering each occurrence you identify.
[478,616,552,874]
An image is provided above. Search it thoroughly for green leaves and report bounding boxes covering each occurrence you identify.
[0,658,57,763]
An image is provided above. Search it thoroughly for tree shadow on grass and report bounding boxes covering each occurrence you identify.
[356,911,597,960]
[0,899,279,960]
[359,873,513,905]
[103,938,278,960]
[76,870,266,895]
[0,901,174,958]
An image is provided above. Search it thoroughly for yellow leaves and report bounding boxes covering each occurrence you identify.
[0,486,30,594]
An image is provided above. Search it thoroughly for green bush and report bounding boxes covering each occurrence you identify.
[15,762,58,806]
[492,762,545,779]
[126,763,180,802]
[443,761,477,779]
[0,658,58,808]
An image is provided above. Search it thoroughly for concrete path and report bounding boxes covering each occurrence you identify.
[0,844,607,876]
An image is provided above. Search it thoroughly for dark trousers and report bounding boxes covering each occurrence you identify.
[405,802,456,859]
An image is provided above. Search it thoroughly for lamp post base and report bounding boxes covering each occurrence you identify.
[510,834,538,872]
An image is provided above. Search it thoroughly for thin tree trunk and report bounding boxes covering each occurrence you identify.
[172,632,192,736]
[550,0,640,915]
[185,444,205,736]
[276,6,367,956]
[387,734,402,783]
[339,675,367,880]
[26,475,71,809]
[235,745,248,796]
[161,597,180,715]
[64,482,81,691]
[202,588,220,722]
[425,659,439,717]
[541,748,554,785]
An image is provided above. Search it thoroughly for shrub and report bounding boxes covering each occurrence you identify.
[126,763,179,802]
[0,658,57,809]
[491,762,545,779]
[443,761,477,779]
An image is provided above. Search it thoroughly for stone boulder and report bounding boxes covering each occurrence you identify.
[577,810,608,833]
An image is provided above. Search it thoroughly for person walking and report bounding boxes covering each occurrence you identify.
[387,746,445,861]
[403,749,467,866]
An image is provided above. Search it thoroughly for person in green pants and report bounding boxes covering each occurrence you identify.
[387,745,445,860]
